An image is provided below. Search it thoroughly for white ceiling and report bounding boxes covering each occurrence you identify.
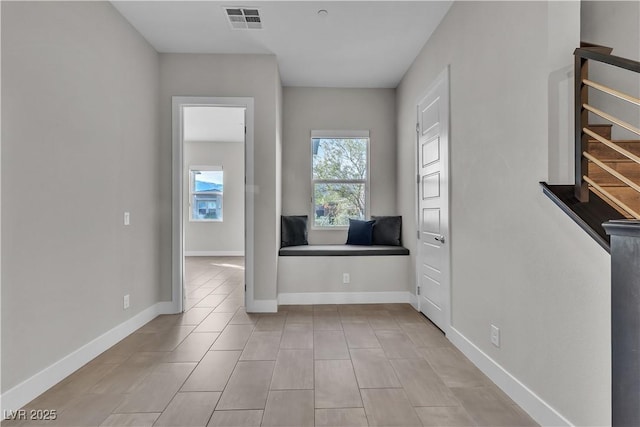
[183,106,245,143]
[111,1,453,88]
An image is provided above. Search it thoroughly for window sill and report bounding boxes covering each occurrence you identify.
[310,226,349,231]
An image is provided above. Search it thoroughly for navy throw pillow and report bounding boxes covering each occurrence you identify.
[281,215,308,247]
[346,219,375,246]
[372,216,402,246]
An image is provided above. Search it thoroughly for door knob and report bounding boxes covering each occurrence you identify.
[434,235,445,243]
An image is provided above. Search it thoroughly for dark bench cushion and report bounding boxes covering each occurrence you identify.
[372,216,402,246]
[281,215,309,247]
[279,244,409,256]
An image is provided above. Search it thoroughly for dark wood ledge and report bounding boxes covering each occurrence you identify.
[541,182,625,252]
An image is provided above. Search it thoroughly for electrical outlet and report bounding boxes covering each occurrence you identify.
[342,273,350,284]
[123,294,130,310]
[124,212,130,226]
[490,324,500,347]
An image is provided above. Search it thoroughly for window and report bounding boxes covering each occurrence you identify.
[190,166,223,221]
[311,130,369,228]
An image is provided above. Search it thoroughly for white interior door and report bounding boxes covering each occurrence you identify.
[417,68,450,333]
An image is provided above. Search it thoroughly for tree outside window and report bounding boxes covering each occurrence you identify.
[311,133,369,227]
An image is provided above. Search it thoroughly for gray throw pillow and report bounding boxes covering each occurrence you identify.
[371,216,402,246]
[281,215,308,247]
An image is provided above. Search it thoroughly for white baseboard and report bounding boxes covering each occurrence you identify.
[1,301,179,416]
[246,299,278,313]
[447,326,572,426]
[184,251,244,257]
[408,292,419,310]
[277,291,412,306]
[156,301,179,315]
[246,292,412,313]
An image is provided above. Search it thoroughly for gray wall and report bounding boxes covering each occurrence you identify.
[159,54,281,301]
[1,1,160,392]
[397,2,610,424]
[183,141,244,254]
[581,1,640,140]
[282,87,397,244]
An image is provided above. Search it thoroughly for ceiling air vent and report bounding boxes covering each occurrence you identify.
[224,7,262,30]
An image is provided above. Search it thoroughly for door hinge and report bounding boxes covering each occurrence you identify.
[416,122,420,133]
[417,174,420,184]
[417,286,421,296]
[245,126,247,134]
[417,230,420,239]
[244,284,247,292]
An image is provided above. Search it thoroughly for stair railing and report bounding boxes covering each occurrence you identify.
[574,46,640,218]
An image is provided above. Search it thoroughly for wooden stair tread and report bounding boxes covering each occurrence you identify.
[588,177,640,187]
[588,185,640,218]
[588,162,640,174]
[587,143,640,160]
[594,185,640,194]
[589,188,634,219]
[587,152,640,187]
[587,124,613,139]
[590,186,640,203]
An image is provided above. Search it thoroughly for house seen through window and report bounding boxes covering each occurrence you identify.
[311,131,369,228]
[190,167,223,221]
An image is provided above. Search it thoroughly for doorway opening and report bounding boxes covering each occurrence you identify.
[172,97,255,313]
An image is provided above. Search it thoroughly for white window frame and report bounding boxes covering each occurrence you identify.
[189,165,223,222]
[310,130,370,230]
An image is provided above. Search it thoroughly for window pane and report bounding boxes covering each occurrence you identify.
[312,138,367,180]
[190,169,223,221]
[192,194,221,220]
[193,170,223,193]
[314,183,365,227]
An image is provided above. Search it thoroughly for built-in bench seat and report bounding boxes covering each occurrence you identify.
[277,216,412,305]
[278,244,409,257]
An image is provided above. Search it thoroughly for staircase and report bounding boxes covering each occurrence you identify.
[542,43,640,250]
[574,45,640,216]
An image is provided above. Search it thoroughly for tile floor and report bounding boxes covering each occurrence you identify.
[3,257,538,427]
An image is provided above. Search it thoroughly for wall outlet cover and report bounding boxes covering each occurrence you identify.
[490,324,500,347]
